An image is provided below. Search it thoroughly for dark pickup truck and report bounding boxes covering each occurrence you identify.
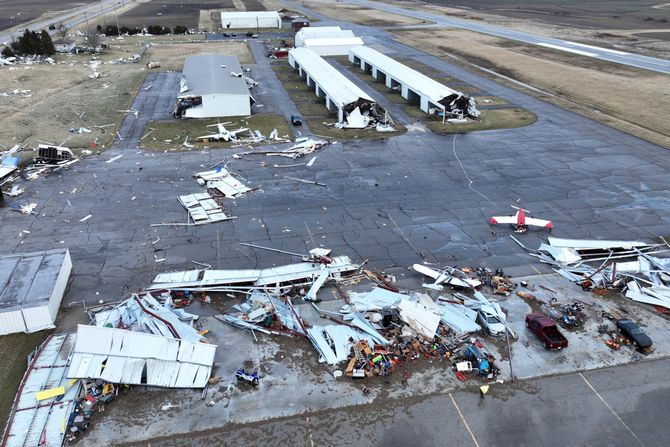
[526,313,569,350]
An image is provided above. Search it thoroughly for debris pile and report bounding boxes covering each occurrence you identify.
[530,237,670,310]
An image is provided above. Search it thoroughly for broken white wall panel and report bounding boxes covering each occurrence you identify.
[437,302,481,333]
[349,46,480,119]
[148,256,358,292]
[547,237,651,251]
[176,54,254,118]
[537,243,582,264]
[178,193,232,224]
[2,333,80,447]
[307,324,377,364]
[195,169,251,198]
[288,47,375,122]
[625,281,670,309]
[67,325,216,388]
[305,270,330,301]
[397,300,440,339]
[221,11,281,29]
[92,293,206,343]
[347,288,409,312]
[0,248,72,335]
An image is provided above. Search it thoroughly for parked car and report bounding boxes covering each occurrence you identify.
[291,114,303,126]
[476,305,506,337]
[222,33,230,37]
[246,32,254,37]
[525,313,569,350]
[616,319,653,348]
[252,33,259,38]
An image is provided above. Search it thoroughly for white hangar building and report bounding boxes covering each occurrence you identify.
[295,26,364,56]
[175,54,254,119]
[221,11,282,29]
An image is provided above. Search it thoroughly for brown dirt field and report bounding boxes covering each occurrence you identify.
[392,28,670,148]
[301,1,429,26]
[412,0,670,30]
[144,40,253,70]
[118,0,233,30]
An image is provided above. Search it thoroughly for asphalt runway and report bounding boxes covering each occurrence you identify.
[342,0,670,75]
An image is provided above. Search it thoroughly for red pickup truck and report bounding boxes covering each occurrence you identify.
[525,313,569,350]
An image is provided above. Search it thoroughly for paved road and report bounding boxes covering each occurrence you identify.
[0,0,131,44]
[133,357,670,446]
[342,0,670,75]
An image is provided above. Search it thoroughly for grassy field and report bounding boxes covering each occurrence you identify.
[142,114,293,151]
[0,36,252,153]
[392,28,670,148]
[0,331,50,432]
[271,62,406,140]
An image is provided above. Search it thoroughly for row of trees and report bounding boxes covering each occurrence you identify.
[4,30,56,57]
[96,24,190,36]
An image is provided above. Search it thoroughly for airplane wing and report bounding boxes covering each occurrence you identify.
[489,215,516,225]
[524,217,553,229]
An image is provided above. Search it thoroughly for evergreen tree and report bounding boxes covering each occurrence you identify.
[1,46,14,58]
[40,30,56,55]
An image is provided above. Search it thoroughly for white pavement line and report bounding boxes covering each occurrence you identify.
[448,393,480,447]
[579,373,646,447]
[305,416,315,447]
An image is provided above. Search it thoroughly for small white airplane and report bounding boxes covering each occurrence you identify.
[197,123,249,142]
[0,56,16,66]
[489,206,553,233]
[413,264,482,290]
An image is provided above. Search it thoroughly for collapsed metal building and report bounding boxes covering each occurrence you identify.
[348,46,480,119]
[288,48,383,125]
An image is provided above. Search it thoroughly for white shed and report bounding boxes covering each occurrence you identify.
[0,248,72,335]
[221,11,282,29]
[175,54,254,119]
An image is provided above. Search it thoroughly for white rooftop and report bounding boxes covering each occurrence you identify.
[350,46,460,106]
[289,48,373,108]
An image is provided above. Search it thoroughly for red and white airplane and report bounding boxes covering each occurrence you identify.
[489,206,553,233]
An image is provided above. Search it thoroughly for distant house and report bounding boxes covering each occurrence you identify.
[53,38,75,53]
[292,18,310,33]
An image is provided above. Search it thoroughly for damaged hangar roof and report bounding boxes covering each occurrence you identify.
[349,46,461,107]
[179,54,250,98]
[67,325,216,388]
[289,47,373,108]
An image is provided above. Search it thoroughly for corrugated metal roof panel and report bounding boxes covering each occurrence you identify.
[67,326,216,388]
[3,333,80,447]
[180,54,250,98]
[289,48,373,108]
